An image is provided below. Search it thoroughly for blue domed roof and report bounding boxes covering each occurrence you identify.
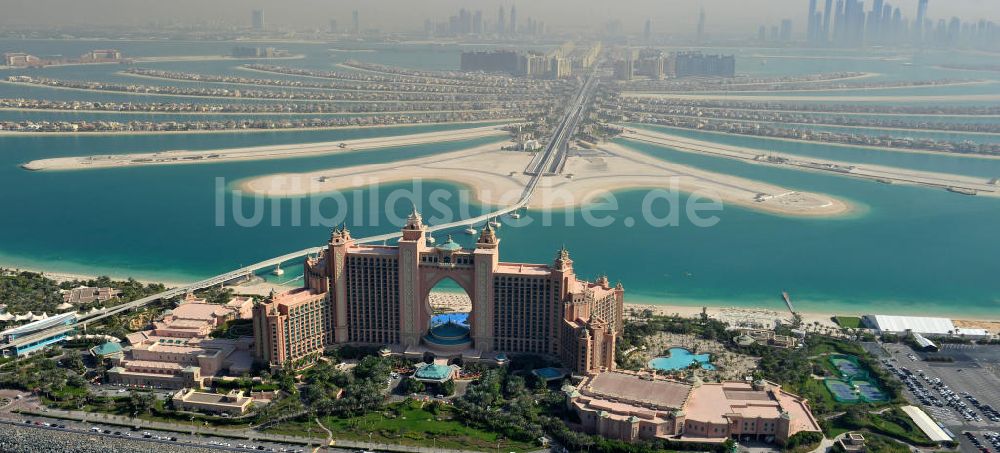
[436,235,462,252]
[414,363,454,380]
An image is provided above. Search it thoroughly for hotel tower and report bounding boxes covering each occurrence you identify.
[253,209,624,374]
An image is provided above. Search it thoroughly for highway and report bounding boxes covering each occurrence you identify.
[2,63,601,354]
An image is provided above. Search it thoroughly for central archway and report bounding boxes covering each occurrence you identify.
[419,273,476,353]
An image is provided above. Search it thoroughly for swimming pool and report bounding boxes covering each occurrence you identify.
[431,312,469,326]
[648,347,716,371]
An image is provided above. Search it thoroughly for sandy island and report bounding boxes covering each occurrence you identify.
[21,125,510,171]
[620,127,1000,197]
[238,140,851,217]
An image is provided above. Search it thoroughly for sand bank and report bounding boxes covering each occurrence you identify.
[621,127,1000,197]
[21,125,510,171]
[622,92,1000,103]
[239,139,851,217]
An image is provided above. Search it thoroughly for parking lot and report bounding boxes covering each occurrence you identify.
[867,342,1000,453]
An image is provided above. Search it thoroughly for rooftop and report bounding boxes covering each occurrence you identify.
[494,262,553,276]
[414,363,457,381]
[581,372,690,410]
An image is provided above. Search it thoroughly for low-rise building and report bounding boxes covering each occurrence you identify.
[737,328,798,348]
[108,295,255,389]
[0,312,77,357]
[62,287,121,305]
[862,314,990,339]
[3,52,41,67]
[566,372,821,445]
[839,432,866,453]
[171,388,253,416]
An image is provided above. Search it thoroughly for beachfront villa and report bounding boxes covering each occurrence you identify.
[252,209,624,375]
[107,294,255,389]
[564,371,822,445]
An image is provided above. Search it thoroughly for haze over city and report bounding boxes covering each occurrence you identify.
[2,0,998,35]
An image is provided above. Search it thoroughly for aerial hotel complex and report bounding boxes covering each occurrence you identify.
[253,209,624,374]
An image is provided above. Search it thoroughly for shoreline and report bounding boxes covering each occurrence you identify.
[620,127,1000,197]
[117,70,513,95]
[630,112,1000,137]
[7,260,996,329]
[0,106,499,117]
[623,91,1000,103]
[0,79,497,104]
[631,79,995,95]
[1,119,513,138]
[16,123,509,162]
[630,122,1000,160]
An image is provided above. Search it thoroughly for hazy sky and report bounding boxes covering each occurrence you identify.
[2,0,998,34]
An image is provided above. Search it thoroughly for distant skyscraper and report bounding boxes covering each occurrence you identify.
[510,4,517,35]
[822,0,834,43]
[833,0,845,42]
[915,0,929,42]
[644,19,652,43]
[696,7,706,43]
[473,10,483,35]
[868,0,884,42]
[498,6,506,35]
[780,19,793,42]
[352,10,360,35]
[758,25,767,41]
[251,9,264,31]
[808,0,818,42]
[329,19,338,34]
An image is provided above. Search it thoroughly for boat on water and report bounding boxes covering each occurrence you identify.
[947,187,977,196]
[464,226,477,235]
[509,211,521,219]
[271,264,284,276]
[488,218,501,228]
[427,234,436,244]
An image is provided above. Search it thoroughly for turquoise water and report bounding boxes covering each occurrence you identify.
[1,40,999,318]
[430,313,469,326]
[649,348,716,371]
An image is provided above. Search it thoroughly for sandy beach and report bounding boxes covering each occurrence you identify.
[6,262,997,330]
[21,124,511,170]
[620,127,1000,196]
[239,138,851,217]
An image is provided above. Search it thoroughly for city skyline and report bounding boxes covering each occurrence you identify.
[2,0,998,36]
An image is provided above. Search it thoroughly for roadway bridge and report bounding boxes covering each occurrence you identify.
[2,64,601,355]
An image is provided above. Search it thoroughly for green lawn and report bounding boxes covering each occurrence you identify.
[826,408,935,447]
[266,402,536,452]
[834,317,863,329]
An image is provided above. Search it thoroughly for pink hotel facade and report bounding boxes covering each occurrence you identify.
[253,210,624,374]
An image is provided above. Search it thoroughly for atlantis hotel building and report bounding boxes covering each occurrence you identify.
[253,210,624,374]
